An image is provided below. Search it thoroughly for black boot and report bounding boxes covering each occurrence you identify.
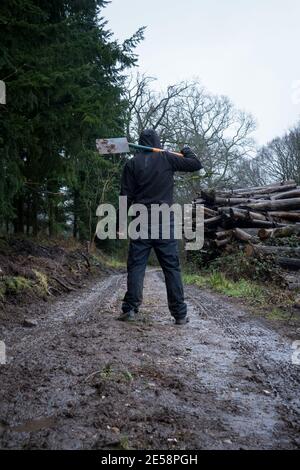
[175,316,190,325]
[117,310,135,322]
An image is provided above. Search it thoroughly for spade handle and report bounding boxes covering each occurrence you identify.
[129,143,183,157]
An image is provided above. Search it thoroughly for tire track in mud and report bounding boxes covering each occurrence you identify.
[0,270,299,449]
[187,287,300,382]
[0,273,128,450]
[49,273,125,322]
[185,284,300,443]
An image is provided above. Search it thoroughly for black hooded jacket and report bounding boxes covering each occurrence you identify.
[120,129,202,206]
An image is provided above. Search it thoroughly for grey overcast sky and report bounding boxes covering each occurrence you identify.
[104,0,300,146]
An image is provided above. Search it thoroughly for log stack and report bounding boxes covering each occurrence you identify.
[194,180,300,271]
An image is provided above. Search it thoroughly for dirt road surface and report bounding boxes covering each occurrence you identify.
[0,270,299,449]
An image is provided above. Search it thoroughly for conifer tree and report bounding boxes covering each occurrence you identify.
[0,0,144,238]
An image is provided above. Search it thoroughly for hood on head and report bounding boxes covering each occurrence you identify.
[138,129,162,149]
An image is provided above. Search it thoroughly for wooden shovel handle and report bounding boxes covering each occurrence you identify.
[152,147,183,157]
[128,143,183,157]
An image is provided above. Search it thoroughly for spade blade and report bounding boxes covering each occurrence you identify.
[96,137,130,155]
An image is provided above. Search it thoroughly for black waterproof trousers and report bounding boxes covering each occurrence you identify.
[122,224,187,320]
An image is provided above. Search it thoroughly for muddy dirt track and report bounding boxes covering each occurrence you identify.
[0,270,299,449]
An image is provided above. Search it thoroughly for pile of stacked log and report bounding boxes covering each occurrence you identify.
[194,180,300,271]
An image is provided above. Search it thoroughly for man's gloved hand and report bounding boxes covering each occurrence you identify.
[180,145,197,158]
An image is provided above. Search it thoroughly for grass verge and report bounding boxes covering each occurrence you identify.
[183,271,264,302]
[183,269,300,324]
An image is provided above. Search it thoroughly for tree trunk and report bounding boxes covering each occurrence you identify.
[214,237,231,247]
[247,244,300,257]
[267,211,300,222]
[13,196,24,234]
[230,208,248,220]
[240,219,285,228]
[215,197,258,206]
[73,190,79,239]
[204,207,217,217]
[203,215,222,226]
[32,192,38,237]
[246,198,300,211]
[258,225,300,240]
[271,188,300,200]
[26,196,30,236]
[233,181,296,195]
[230,208,267,221]
[215,230,233,239]
[48,197,55,237]
[234,227,259,243]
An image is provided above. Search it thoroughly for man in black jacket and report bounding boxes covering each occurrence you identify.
[119,129,202,325]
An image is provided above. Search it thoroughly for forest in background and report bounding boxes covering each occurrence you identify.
[0,0,144,241]
[1,0,300,244]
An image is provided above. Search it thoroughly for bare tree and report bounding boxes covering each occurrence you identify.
[257,126,300,184]
[124,73,191,142]
[236,124,300,188]
[230,157,268,188]
[125,74,256,198]
[161,85,256,190]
